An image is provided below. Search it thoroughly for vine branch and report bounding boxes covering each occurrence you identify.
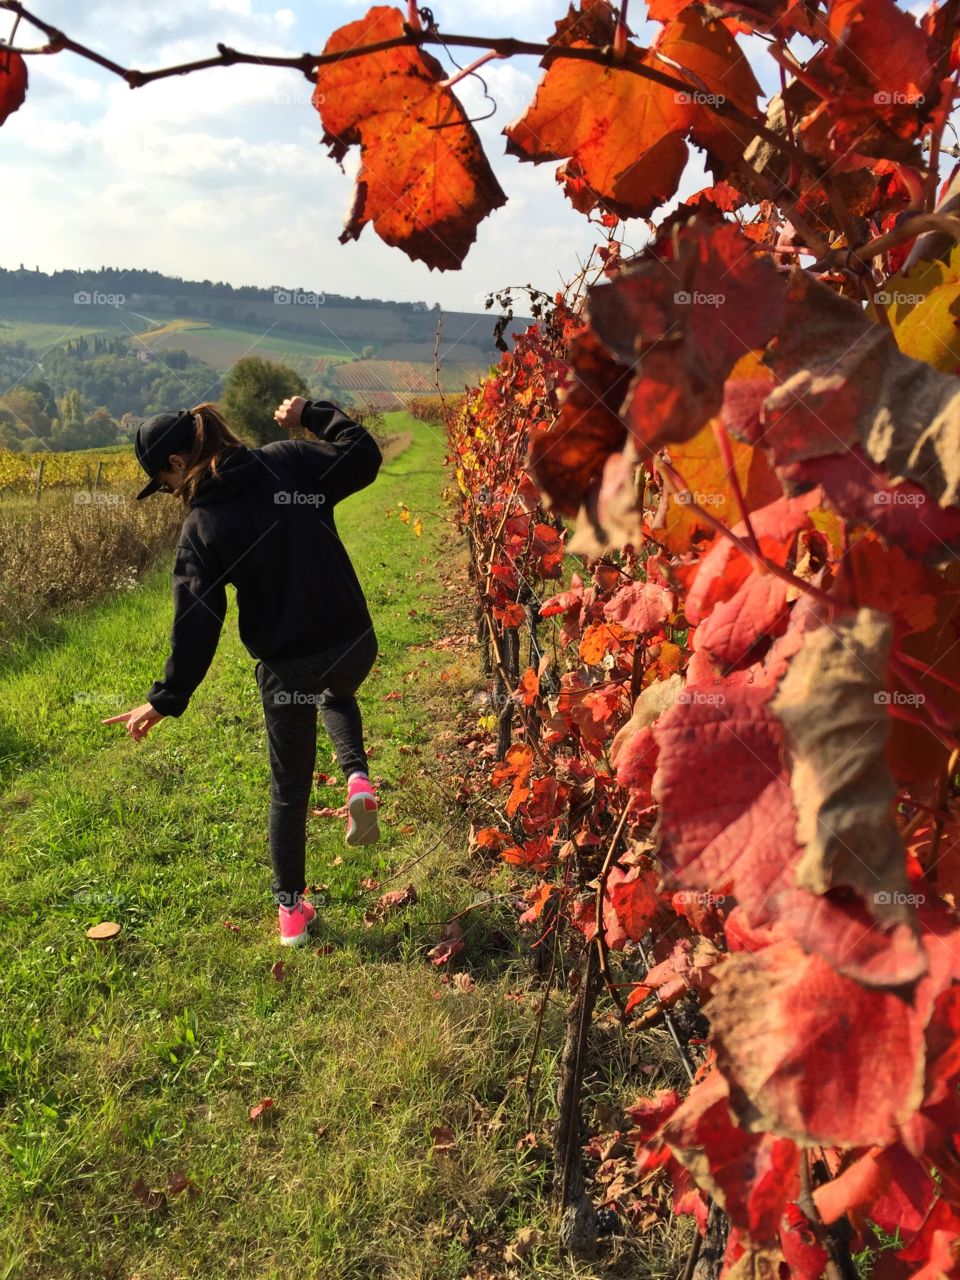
[0,0,821,178]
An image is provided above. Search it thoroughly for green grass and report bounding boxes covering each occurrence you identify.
[0,412,610,1279]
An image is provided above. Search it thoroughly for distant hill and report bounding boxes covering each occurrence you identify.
[0,265,529,365]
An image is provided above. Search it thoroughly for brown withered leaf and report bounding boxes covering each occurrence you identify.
[755,270,960,511]
[772,609,912,927]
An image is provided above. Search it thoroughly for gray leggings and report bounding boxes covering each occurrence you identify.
[255,627,378,906]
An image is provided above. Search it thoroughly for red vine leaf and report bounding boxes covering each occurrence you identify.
[684,490,819,626]
[662,1068,799,1240]
[587,220,786,451]
[0,52,27,127]
[504,10,760,216]
[610,865,661,940]
[706,940,926,1146]
[315,6,506,269]
[652,684,799,920]
[490,743,535,816]
[528,331,629,517]
[603,580,674,635]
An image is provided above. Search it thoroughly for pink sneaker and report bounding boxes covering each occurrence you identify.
[278,896,316,947]
[346,774,380,847]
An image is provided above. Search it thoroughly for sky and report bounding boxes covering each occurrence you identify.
[0,0,720,312]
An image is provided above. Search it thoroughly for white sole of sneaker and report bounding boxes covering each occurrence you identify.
[346,792,380,846]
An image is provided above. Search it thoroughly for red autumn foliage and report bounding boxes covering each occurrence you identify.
[12,1,960,1270]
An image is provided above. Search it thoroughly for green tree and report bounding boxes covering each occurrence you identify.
[0,410,22,451]
[220,356,307,446]
[0,387,52,439]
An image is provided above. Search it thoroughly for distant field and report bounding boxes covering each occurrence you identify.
[0,316,127,348]
[131,318,205,341]
[330,360,485,395]
[138,322,357,374]
[64,442,133,456]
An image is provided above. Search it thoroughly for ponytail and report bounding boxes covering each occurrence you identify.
[174,402,246,508]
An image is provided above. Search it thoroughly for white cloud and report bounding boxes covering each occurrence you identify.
[0,0,739,312]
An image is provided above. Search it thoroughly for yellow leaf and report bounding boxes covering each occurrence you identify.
[882,241,960,372]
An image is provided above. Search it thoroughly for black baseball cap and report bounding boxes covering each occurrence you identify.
[134,409,198,499]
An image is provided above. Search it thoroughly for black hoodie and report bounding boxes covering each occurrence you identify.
[146,401,382,718]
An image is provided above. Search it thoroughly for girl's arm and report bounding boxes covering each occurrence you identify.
[146,530,228,717]
[273,396,383,505]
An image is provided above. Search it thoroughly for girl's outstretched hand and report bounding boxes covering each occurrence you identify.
[274,396,307,430]
[102,702,165,742]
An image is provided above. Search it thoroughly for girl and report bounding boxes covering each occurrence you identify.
[104,397,383,947]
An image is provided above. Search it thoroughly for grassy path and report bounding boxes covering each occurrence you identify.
[0,414,564,1280]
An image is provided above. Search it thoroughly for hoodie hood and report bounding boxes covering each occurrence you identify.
[189,445,263,507]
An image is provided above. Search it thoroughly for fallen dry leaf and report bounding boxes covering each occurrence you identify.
[428,938,465,965]
[168,1169,200,1198]
[374,885,418,916]
[431,1124,458,1154]
[132,1176,167,1210]
[86,921,121,941]
[505,1226,542,1262]
[249,1098,274,1122]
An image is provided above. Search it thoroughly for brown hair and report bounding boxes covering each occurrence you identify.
[171,402,246,508]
